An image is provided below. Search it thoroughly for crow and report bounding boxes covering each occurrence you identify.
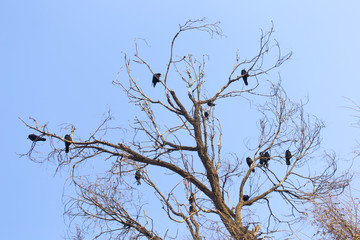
[259,152,265,165]
[259,151,269,166]
[189,193,195,204]
[64,134,72,153]
[263,151,270,167]
[246,157,255,172]
[207,101,216,107]
[285,150,292,165]
[28,134,46,142]
[204,111,209,118]
[243,195,250,201]
[241,69,249,86]
[189,205,198,215]
[152,73,161,87]
[189,205,194,213]
[135,170,141,185]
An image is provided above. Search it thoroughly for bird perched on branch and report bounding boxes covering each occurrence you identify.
[260,151,270,167]
[189,205,194,213]
[152,73,161,87]
[64,134,72,153]
[189,205,198,216]
[241,69,249,86]
[28,134,46,142]
[135,170,141,185]
[285,150,292,165]
[243,195,250,201]
[189,193,195,204]
[259,152,264,165]
[246,157,255,172]
[204,111,209,119]
[207,101,216,107]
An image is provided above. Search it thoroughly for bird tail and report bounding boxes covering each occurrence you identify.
[244,79,248,86]
[39,137,46,141]
[66,145,70,153]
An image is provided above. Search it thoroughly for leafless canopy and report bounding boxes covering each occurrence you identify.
[21,19,349,240]
[311,187,360,239]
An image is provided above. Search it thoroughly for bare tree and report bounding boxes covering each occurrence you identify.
[21,19,349,239]
[308,101,360,240]
[311,187,360,239]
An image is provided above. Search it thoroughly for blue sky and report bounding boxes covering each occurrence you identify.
[2,1,360,239]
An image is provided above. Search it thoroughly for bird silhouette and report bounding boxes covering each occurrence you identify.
[241,69,249,86]
[152,73,161,87]
[259,152,265,165]
[207,101,216,107]
[64,134,72,153]
[246,157,255,172]
[189,205,198,215]
[204,111,209,118]
[189,205,194,213]
[135,170,141,185]
[28,134,46,142]
[189,193,195,204]
[243,195,250,201]
[285,150,292,165]
[263,151,270,167]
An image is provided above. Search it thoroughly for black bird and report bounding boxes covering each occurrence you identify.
[241,69,249,86]
[207,101,216,107]
[189,193,195,204]
[243,195,250,201]
[189,205,194,213]
[259,152,265,165]
[285,150,292,165]
[204,111,209,118]
[263,151,270,167]
[135,170,141,185]
[28,134,46,142]
[152,73,161,87]
[246,157,255,172]
[64,134,72,153]
[189,204,198,215]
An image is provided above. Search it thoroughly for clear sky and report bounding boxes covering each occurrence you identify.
[2,1,360,239]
